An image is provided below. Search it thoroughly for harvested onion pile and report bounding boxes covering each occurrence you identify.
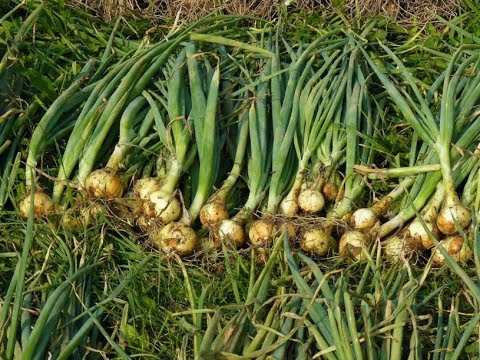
[17,21,480,268]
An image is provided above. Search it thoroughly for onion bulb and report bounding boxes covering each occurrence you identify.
[351,208,377,230]
[143,190,181,224]
[383,235,417,263]
[217,219,245,247]
[432,235,472,265]
[150,222,197,257]
[84,168,123,200]
[299,227,331,256]
[436,198,471,235]
[298,189,325,213]
[19,192,55,219]
[322,179,339,202]
[134,178,163,200]
[248,219,275,246]
[61,209,82,229]
[279,194,299,217]
[199,200,229,228]
[408,218,439,250]
[339,230,370,261]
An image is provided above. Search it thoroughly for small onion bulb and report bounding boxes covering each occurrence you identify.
[150,222,197,257]
[19,192,55,219]
[199,200,229,228]
[248,219,275,246]
[85,168,123,200]
[432,235,472,265]
[351,208,377,230]
[339,230,370,261]
[299,228,331,256]
[298,189,325,213]
[217,219,245,247]
[134,178,163,200]
[144,190,181,224]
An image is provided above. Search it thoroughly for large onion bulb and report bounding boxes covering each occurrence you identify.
[134,178,163,200]
[339,230,370,261]
[19,192,55,219]
[85,168,123,200]
[436,198,471,235]
[217,219,245,247]
[298,189,325,213]
[150,222,197,257]
[351,208,377,230]
[408,218,439,250]
[432,235,472,265]
[144,190,181,224]
[248,219,275,246]
[299,227,331,256]
[383,235,417,263]
[199,200,229,228]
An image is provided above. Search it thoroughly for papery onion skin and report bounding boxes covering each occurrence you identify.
[85,168,124,200]
[383,236,417,263]
[408,219,439,250]
[19,192,55,219]
[150,222,197,257]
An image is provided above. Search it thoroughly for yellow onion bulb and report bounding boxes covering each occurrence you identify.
[383,236,417,263]
[279,195,299,217]
[408,218,439,250]
[199,200,229,228]
[81,203,106,227]
[436,199,471,235]
[144,190,181,224]
[299,227,331,256]
[298,189,325,213]
[322,180,339,202]
[61,209,82,230]
[134,177,163,200]
[19,192,55,219]
[85,168,123,200]
[339,230,370,261]
[217,219,246,247]
[248,219,275,246]
[432,235,472,265]
[351,208,377,230]
[150,222,197,257]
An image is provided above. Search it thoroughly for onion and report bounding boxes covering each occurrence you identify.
[339,230,370,261]
[351,208,377,230]
[279,191,299,217]
[322,177,339,202]
[134,178,163,200]
[150,222,197,257]
[248,219,275,246]
[217,219,246,247]
[383,235,417,263]
[199,200,229,228]
[143,190,181,224]
[298,189,325,213]
[408,218,439,250]
[432,235,472,265]
[436,198,471,235]
[19,192,55,219]
[299,227,331,256]
[84,168,123,200]
[61,209,82,230]
[81,203,106,226]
